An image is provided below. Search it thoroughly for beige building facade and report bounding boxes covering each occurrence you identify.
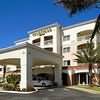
[0,18,99,89]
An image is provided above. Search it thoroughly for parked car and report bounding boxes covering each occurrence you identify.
[32,76,53,87]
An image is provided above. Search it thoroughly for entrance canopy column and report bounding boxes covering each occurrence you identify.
[86,73,89,85]
[20,48,33,90]
[68,70,72,85]
[78,74,80,85]
[54,64,62,86]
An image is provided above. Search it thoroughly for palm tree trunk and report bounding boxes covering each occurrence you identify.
[3,65,6,82]
[97,63,100,85]
[89,63,92,85]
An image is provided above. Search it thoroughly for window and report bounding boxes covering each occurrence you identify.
[44,36,53,45]
[32,38,40,46]
[63,60,70,66]
[0,68,2,71]
[77,43,94,50]
[44,48,53,52]
[64,60,67,66]
[67,60,70,65]
[63,35,70,41]
[32,38,40,43]
[77,30,92,41]
[63,47,70,53]
[7,67,10,72]
[44,36,53,41]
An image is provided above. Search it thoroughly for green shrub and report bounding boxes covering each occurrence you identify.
[6,74,20,86]
[3,83,15,91]
[21,88,27,92]
[21,87,35,92]
[4,74,21,91]
[15,85,20,91]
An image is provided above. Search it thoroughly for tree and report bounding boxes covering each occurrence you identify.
[56,0,100,85]
[90,14,100,42]
[56,0,100,15]
[75,42,100,85]
[56,0,100,41]
[3,65,6,82]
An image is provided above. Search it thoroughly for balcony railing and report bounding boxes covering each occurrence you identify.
[34,42,40,46]
[44,40,53,45]
[77,35,90,41]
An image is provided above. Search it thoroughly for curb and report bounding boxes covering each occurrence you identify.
[66,86,100,94]
[0,89,38,94]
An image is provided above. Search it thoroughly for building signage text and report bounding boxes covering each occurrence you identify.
[33,27,52,36]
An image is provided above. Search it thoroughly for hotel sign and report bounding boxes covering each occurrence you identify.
[32,27,52,36]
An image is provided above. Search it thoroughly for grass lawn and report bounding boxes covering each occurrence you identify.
[78,85,100,92]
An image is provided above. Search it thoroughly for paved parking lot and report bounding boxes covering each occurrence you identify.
[0,88,100,100]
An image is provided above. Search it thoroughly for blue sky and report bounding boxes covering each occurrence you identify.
[0,0,100,48]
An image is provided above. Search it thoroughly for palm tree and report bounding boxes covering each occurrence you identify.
[56,0,99,15]
[56,0,100,41]
[90,14,100,42]
[75,42,100,85]
[56,0,100,85]
[3,65,6,82]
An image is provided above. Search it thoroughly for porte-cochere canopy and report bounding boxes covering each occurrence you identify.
[0,42,63,90]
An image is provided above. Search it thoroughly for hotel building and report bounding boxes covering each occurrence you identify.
[0,18,99,89]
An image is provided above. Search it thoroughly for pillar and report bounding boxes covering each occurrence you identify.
[20,48,33,90]
[86,73,89,85]
[68,70,72,85]
[3,65,7,82]
[40,36,44,47]
[78,74,80,85]
[54,64,62,86]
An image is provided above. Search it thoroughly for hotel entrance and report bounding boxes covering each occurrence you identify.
[72,72,89,85]
[78,73,89,85]
[62,73,68,85]
[32,66,54,81]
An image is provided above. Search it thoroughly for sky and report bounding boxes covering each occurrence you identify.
[0,0,100,48]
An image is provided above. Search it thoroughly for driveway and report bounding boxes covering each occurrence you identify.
[0,88,100,100]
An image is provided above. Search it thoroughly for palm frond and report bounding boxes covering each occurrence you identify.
[74,41,100,64]
[56,0,99,15]
[90,14,100,41]
[74,50,88,63]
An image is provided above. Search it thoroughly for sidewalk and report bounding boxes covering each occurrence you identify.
[66,86,100,94]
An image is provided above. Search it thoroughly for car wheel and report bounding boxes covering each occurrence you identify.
[42,83,46,87]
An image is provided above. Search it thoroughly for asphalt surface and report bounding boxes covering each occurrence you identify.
[0,88,100,100]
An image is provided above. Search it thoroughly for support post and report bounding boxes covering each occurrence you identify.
[3,65,6,82]
[54,64,62,86]
[20,48,32,91]
[86,73,89,85]
[78,74,80,85]
[68,70,72,85]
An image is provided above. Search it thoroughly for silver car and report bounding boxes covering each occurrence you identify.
[32,76,53,87]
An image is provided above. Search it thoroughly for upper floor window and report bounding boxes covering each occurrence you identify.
[6,67,10,72]
[44,47,53,52]
[77,30,93,41]
[32,38,40,46]
[63,60,70,66]
[44,36,53,45]
[0,68,2,71]
[63,47,70,53]
[63,35,70,41]
[32,38,40,44]
[44,36,53,41]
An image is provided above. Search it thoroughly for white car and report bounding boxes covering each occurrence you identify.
[32,77,53,87]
